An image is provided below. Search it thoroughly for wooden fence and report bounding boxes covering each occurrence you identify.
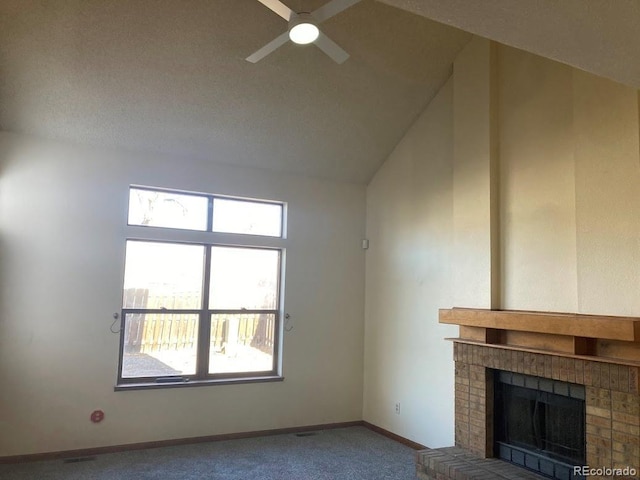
[123,289,274,355]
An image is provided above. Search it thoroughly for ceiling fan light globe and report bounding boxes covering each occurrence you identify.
[289,22,319,44]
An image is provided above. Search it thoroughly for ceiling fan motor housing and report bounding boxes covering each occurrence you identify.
[288,13,320,44]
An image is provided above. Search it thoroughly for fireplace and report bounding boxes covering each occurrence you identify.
[416,309,640,480]
[494,371,585,479]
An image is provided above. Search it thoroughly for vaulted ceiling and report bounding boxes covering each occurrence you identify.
[1,1,638,184]
[381,0,640,90]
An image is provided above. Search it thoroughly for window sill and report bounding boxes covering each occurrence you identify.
[114,375,284,391]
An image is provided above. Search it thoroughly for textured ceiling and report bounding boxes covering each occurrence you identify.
[0,0,470,184]
[1,1,638,184]
[381,0,640,89]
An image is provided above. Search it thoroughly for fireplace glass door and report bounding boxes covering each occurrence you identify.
[494,371,585,479]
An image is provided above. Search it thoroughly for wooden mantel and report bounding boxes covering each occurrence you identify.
[440,308,640,365]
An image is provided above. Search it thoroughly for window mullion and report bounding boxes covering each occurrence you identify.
[207,196,214,231]
[196,245,213,378]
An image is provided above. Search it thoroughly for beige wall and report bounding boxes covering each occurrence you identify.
[0,132,366,456]
[499,45,640,314]
[573,71,640,315]
[364,78,456,447]
[498,46,579,311]
[364,39,640,447]
[452,37,499,309]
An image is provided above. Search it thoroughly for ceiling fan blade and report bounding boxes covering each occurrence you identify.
[314,31,349,64]
[246,31,290,63]
[312,0,362,23]
[256,0,294,20]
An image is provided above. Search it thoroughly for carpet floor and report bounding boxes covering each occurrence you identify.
[0,426,417,479]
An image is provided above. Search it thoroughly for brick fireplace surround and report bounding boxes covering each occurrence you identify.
[416,309,640,480]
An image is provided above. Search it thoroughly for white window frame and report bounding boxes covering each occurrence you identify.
[116,186,286,390]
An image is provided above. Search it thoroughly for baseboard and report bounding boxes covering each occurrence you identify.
[0,420,363,464]
[1,419,425,464]
[362,421,426,450]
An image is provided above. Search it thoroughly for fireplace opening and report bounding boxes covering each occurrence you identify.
[494,371,586,480]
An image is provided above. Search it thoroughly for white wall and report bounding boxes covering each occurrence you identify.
[364,78,457,447]
[0,132,366,456]
[3,36,640,459]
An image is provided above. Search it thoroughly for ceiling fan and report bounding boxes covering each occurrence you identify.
[246,0,362,64]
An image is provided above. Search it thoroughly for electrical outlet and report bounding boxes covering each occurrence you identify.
[395,402,400,415]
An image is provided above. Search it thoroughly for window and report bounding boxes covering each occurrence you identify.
[117,187,285,388]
